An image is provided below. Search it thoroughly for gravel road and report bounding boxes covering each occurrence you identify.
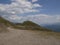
[0,28,60,45]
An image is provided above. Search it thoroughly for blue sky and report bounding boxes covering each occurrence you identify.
[0,0,60,24]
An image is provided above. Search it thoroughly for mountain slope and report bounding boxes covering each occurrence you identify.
[15,21,52,31]
[0,16,8,32]
[0,16,14,26]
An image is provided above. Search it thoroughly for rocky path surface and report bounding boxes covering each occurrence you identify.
[0,28,60,45]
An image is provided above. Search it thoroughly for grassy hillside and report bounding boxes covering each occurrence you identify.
[0,16,14,27]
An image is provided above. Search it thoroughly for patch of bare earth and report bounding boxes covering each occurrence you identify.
[0,28,60,45]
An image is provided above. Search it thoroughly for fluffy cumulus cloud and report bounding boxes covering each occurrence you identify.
[0,0,41,15]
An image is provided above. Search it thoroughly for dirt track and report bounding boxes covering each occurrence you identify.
[0,28,60,45]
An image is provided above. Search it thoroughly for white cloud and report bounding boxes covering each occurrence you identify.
[0,0,41,15]
[8,15,21,20]
[25,14,60,24]
[32,0,38,2]
[3,14,60,24]
[33,4,42,7]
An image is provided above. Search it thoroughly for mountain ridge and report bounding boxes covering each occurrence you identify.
[0,16,52,32]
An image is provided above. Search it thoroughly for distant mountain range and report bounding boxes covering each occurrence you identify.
[43,23,60,32]
[0,16,52,32]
